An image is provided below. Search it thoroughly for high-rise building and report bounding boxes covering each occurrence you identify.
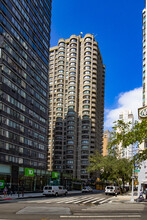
[117,110,134,160]
[137,1,147,196]
[0,0,52,191]
[138,0,147,151]
[48,34,105,181]
[142,1,147,107]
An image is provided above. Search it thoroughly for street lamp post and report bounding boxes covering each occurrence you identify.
[130,144,135,203]
[130,166,135,202]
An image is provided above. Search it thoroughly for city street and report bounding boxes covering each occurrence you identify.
[0,193,147,220]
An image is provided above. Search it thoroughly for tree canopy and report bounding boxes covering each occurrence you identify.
[87,119,147,189]
[108,119,147,162]
[87,152,132,190]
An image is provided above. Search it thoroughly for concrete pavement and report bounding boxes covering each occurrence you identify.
[111,192,147,204]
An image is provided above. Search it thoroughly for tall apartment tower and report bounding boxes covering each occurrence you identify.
[143,0,147,106]
[48,34,105,180]
[0,0,52,190]
[117,110,134,160]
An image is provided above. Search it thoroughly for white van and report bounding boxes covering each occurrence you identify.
[43,185,68,196]
[105,186,120,195]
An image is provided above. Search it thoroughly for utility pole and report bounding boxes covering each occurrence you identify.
[130,143,135,203]
[130,164,135,202]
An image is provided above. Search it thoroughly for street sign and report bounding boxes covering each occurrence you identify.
[134,170,140,172]
[0,180,5,188]
[138,106,147,119]
[25,168,34,176]
[52,172,59,178]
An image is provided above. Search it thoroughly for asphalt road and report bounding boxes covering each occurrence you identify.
[0,193,147,220]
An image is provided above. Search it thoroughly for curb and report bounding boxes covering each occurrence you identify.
[111,199,147,204]
[0,191,84,202]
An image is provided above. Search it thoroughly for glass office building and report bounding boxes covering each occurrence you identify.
[0,0,52,191]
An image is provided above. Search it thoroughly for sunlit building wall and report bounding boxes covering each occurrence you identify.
[102,129,110,157]
[117,110,134,160]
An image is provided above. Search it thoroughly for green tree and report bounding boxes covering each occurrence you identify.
[108,119,147,162]
[87,152,132,192]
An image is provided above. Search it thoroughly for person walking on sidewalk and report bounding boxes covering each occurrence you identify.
[3,186,7,198]
[7,186,11,196]
[20,186,24,197]
[139,189,144,199]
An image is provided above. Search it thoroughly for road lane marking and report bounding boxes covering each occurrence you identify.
[57,199,77,204]
[26,200,47,203]
[65,196,90,204]
[26,201,37,203]
[99,198,111,204]
[74,197,95,204]
[82,198,97,204]
[91,198,105,204]
[24,196,111,205]
[65,199,80,204]
[56,196,81,203]
[58,198,79,204]
[45,201,52,203]
[60,215,141,218]
[59,197,87,202]
[35,200,50,203]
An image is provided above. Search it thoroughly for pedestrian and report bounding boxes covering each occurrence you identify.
[139,189,144,199]
[3,186,7,198]
[21,186,24,197]
[7,186,11,196]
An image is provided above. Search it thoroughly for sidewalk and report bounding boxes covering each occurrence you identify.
[111,192,147,204]
[0,190,82,201]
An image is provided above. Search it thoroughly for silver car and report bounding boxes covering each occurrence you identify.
[82,186,93,193]
[105,186,120,195]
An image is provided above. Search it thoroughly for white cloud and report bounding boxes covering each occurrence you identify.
[104,87,142,130]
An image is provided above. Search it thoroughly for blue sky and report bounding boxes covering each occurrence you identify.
[50,0,144,129]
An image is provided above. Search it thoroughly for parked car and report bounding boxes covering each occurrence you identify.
[82,186,93,193]
[43,185,68,196]
[105,186,120,195]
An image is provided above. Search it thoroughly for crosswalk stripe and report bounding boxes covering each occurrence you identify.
[74,197,94,204]
[45,201,52,203]
[65,199,81,204]
[62,198,79,204]
[91,198,106,204]
[82,198,96,204]
[56,196,81,204]
[26,200,36,203]
[24,196,112,205]
[57,198,78,204]
[65,196,90,204]
[27,200,48,203]
[99,198,111,204]
[36,200,49,203]
[53,196,82,203]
